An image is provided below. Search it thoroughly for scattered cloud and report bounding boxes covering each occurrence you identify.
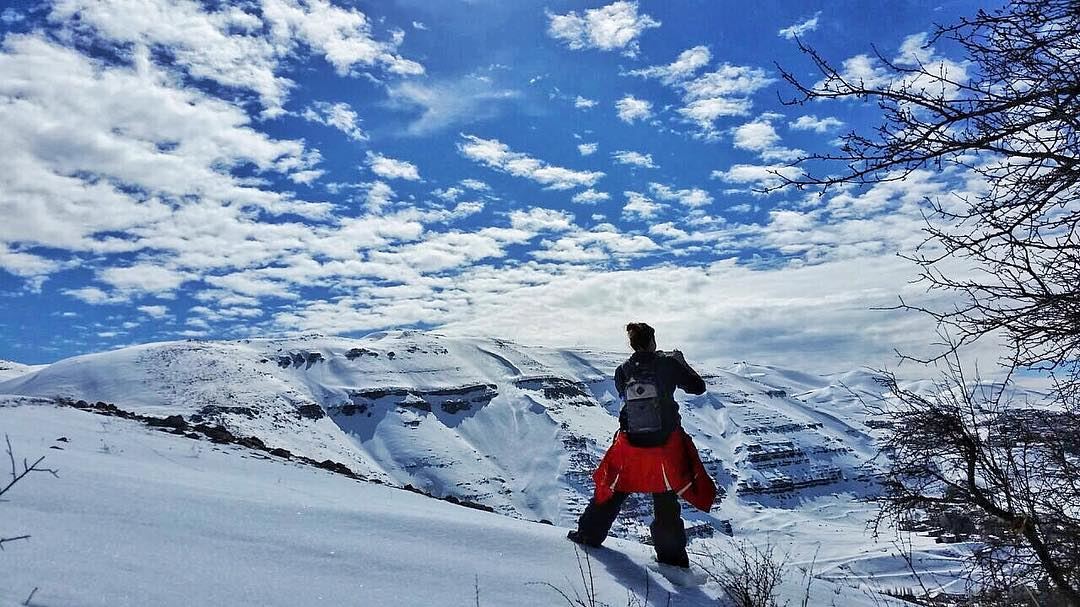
[627,45,711,84]
[574,96,597,109]
[778,12,821,40]
[0,34,328,276]
[100,264,191,296]
[437,254,958,374]
[546,1,660,57]
[733,119,782,152]
[387,75,520,135]
[366,151,421,181]
[732,115,804,162]
[632,48,775,138]
[1,0,993,379]
[138,305,169,319]
[1,8,25,24]
[572,189,611,204]
[622,191,662,219]
[711,163,801,193]
[509,208,576,233]
[363,180,396,212]
[615,94,653,123]
[458,134,604,190]
[301,101,367,141]
[460,179,490,191]
[531,223,660,263]
[612,150,657,169]
[47,0,424,117]
[789,114,844,133]
[648,183,712,208]
[578,142,599,156]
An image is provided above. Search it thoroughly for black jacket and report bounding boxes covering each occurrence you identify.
[615,351,707,447]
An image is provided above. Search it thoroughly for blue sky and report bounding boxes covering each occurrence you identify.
[0,0,993,370]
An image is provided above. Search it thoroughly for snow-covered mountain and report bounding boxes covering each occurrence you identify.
[0,331,969,604]
[0,332,885,533]
[2,401,916,607]
[0,359,40,382]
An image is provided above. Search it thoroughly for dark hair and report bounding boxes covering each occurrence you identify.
[626,322,655,352]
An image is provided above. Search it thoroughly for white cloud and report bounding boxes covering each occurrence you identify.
[458,134,604,190]
[434,187,463,202]
[387,75,520,135]
[648,183,712,208]
[711,163,801,193]
[48,0,423,117]
[101,264,191,295]
[627,45,711,84]
[366,151,421,181]
[677,98,754,135]
[1,8,25,24]
[574,96,597,109]
[509,208,576,233]
[64,287,125,304]
[789,115,844,133]
[445,201,484,221]
[622,191,662,219]
[459,179,490,191]
[363,181,396,212]
[138,305,169,319]
[546,1,660,57]
[682,64,774,100]
[578,142,599,156]
[612,150,657,169]
[615,94,652,123]
[778,12,821,40]
[812,34,968,118]
[260,0,423,77]
[629,47,772,135]
[0,245,60,279]
[435,255,959,374]
[732,116,804,162]
[0,35,326,266]
[412,21,427,30]
[301,101,367,141]
[649,222,690,240]
[572,189,611,204]
[733,119,782,152]
[531,224,660,263]
[674,63,775,136]
[830,53,892,89]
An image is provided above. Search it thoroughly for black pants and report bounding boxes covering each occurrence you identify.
[574,491,689,566]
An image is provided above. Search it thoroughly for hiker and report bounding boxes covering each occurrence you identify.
[567,322,716,568]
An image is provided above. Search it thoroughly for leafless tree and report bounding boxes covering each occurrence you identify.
[777,0,1080,375]
[778,1,1080,604]
[696,540,790,607]
[1,434,58,550]
[873,354,1079,605]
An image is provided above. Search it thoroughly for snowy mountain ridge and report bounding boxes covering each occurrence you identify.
[0,331,889,540]
[1,331,992,604]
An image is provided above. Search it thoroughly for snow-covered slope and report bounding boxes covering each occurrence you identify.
[0,333,883,525]
[0,359,39,382]
[1,401,911,607]
[0,331,967,597]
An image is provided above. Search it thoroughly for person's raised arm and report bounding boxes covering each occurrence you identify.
[669,350,706,395]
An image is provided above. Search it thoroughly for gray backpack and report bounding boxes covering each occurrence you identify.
[623,359,664,435]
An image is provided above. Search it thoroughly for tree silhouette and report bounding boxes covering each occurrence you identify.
[779,1,1080,603]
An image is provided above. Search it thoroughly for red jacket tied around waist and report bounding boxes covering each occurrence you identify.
[592,428,717,513]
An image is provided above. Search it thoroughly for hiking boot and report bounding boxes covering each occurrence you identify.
[566,530,603,547]
[656,555,690,569]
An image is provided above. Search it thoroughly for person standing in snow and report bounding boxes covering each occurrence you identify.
[567,322,716,568]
